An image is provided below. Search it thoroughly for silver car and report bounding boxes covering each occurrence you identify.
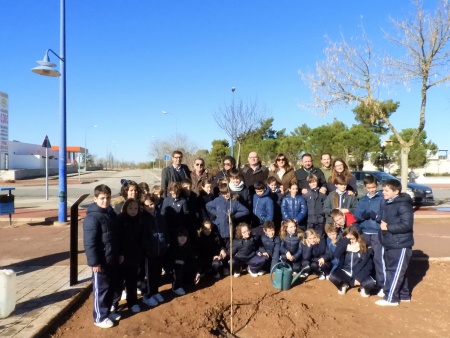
[352,171,434,204]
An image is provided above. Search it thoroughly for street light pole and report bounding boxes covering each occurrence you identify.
[31,0,67,223]
[231,87,235,157]
[84,124,97,172]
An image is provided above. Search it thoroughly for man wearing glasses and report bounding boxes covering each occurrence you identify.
[294,154,327,195]
[240,151,269,195]
[190,158,212,196]
[161,151,191,197]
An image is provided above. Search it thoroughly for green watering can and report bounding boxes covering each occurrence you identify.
[270,262,306,290]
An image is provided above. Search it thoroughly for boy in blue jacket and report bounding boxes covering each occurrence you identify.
[376,179,414,307]
[252,181,274,236]
[83,184,122,328]
[354,175,384,295]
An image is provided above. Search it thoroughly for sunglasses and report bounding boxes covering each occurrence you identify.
[224,162,232,166]
[195,163,204,166]
[276,158,286,161]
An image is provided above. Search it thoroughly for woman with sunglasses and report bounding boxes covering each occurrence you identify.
[214,156,236,185]
[190,158,212,196]
[268,153,296,193]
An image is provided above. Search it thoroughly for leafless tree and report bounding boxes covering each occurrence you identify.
[214,98,266,167]
[301,0,450,190]
[149,133,199,170]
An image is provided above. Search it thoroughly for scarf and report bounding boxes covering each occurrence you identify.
[229,180,245,192]
[346,242,360,253]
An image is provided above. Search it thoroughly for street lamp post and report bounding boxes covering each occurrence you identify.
[84,125,97,172]
[31,0,67,223]
[162,111,178,147]
[231,87,236,157]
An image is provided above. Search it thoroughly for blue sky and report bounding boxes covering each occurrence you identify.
[1,0,448,163]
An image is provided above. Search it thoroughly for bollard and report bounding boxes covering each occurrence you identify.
[0,269,16,318]
[70,194,89,286]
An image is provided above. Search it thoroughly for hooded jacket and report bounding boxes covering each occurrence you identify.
[252,186,274,225]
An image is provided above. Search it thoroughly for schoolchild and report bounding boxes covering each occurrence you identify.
[150,185,164,211]
[353,174,385,295]
[138,182,150,196]
[322,223,341,274]
[375,179,414,307]
[168,227,201,296]
[113,198,144,314]
[281,181,308,230]
[160,181,189,243]
[303,174,327,237]
[266,176,283,230]
[140,195,170,308]
[323,176,358,224]
[330,208,356,229]
[181,178,201,239]
[229,222,266,277]
[113,179,141,214]
[279,218,305,274]
[197,220,227,279]
[328,226,376,297]
[252,180,274,236]
[205,181,250,244]
[301,229,331,280]
[198,178,215,222]
[257,221,281,274]
[83,184,122,328]
[228,168,252,218]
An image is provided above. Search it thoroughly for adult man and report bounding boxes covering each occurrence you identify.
[161,150,191,197]
[320,153,333,182]
[294,153,327,195]
[240,151,269,195]
[190,157,212,196]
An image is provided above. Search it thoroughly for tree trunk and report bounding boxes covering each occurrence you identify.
[400,145,410,192]
[237,142,242,169]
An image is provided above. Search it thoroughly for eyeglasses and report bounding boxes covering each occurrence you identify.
[276,158,286,162]
[249,156,258,159]
[223,162,232,166]
[195,163,204,167]
[173,156,182,159]
[335,164,344,168]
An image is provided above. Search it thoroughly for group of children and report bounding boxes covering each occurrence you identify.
[84,172,414,328]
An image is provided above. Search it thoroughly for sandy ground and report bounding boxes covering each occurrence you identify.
[45,258,450,337]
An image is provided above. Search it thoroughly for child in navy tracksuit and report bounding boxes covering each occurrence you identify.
[279,218,304,273]
[257,221,281,273]
[266,176,283,231]
[160,181,189,243]
[376,179,414,307]
[141,194,170,308]
[329,226,376,297]
[301,229,331,280]
[323,176,358,224]
[83,184,122,328]
[113,198,144,314]
[197,220,228,279]
[252,181,274,236]
[323,223,341,274]
[281,181,308,230]
[229,222,266,277]
[354,174,385,295]
[198,179,215,222]
[303,174,327,237]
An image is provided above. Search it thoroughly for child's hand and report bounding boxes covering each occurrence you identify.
[194,273,201,285]
[301,188,308,195]
[318,258,324,266]
[319,187,327,195]
[286,252,293,261]
[213,255,221,260]
[220,249,227,258]
[380,221,388,231]
[92,265,102,273]
[348,191,355,196]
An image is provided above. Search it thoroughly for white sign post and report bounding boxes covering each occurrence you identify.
[0,91,9,169]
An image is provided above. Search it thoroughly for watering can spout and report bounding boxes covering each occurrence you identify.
[292,267,310,284]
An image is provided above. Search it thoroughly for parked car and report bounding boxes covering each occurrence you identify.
[351,171,434,205]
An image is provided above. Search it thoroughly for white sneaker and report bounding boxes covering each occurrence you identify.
[142,296,158,307]
[130,304,141,313]
[233,272,241,278]
[400,298,411,303]
[248,269,258,278]
[375,299,398,306]
[257,271,265,276]
[172,287,186,296]
[318,274,326,281]
[137,288,142,295]
[153,293,164,303]
[95,318,114,328]
[338,284,349,295]
[300,272,309,278]
[360,288,370,298]
[325,275,330,280]
[377,289,385,298]
[108,312,121,321]
[120,290,127,300]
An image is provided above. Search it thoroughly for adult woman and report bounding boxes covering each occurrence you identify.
[214,156,236,184]
[267,153,296,192]
[190,157,212,196]
[327,158,357,195]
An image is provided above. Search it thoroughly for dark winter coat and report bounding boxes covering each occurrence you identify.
[259,235,281,270]
[327,173,358,196]
[294,166,327,191]
[142,210,170,258]
[323,191,358,223]
[333,237,373,282]
[252,186,274,225]
[281,194,307,225]
[230,236,260,261]
[160,195,189,230]
[303,188,326,225]
[161,164,191,197]
[354,191,384,234]
[279,232,303,261]
[117,212,145,266]
[240,164,269,195]
[198,190,215,221]
[302,237,327,265]
[83,203,121,267]
[379,193,414,249]
[205,195,250,239]
[267,165,296,192]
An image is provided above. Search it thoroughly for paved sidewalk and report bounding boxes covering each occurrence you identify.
[0,204,449,338]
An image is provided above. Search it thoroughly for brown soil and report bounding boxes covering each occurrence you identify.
[46,259,449,338]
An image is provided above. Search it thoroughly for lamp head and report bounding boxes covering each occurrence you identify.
[31,52,61,77]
